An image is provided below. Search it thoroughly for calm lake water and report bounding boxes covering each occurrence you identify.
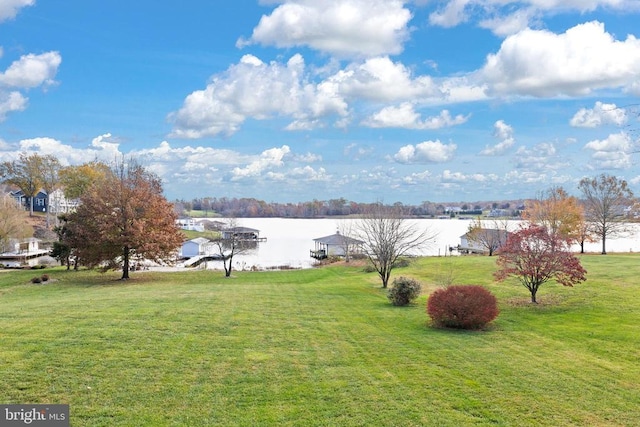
[192,218,640,271]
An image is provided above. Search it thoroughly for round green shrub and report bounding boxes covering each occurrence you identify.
[387,277,422,306]
[427,285,499,329]
[392,258,411,268]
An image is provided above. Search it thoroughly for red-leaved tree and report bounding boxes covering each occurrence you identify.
[64,160,183,280]
[494,224,586,303]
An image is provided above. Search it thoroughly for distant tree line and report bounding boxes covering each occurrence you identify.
[173,197,523,219]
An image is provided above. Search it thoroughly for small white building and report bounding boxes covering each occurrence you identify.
[181,237,210,258]
[12,237,41,254]
[459,229,510,255]
[48,188,80,214]
[176,218,205,232]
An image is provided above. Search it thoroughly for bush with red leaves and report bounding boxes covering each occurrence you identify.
[427,285,499,330]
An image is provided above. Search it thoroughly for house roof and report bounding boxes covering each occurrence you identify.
[460,228,511,239]
[10,189,47,197]
[225,226,259,233]
[186,237,210,245]
[313,232,365,246]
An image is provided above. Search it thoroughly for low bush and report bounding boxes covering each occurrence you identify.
[392,258,411,268]
[427,285,499,330]
[30,277,42,284]
[41,274,49,282]
[387,277,422,306]
[362,263,376,273]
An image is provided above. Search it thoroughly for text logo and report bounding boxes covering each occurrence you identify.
[0,405,69,426]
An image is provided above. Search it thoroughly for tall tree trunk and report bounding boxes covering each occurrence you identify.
[601,235,607,255]
[382,269,390,288]
[45,195,51,229]
[224,254,233,277]
[530,288,538,304]
[122,246,130,280]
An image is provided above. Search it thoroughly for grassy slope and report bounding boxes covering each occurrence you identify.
[0,255,638,426]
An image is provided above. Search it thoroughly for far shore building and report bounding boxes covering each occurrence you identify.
[176,218,205,232]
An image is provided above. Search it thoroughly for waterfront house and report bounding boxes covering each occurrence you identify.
[310,232,365,260]
[10,189,47,212]
[176,218,205,232]
[221,227,264,241]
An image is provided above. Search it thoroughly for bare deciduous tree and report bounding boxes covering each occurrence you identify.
[336,219,361,262]
[38,154,61,229]
[0,194,32,253]
[354,204,436,288]
[1,153,43,216]
[210,218,255,277]
[578,174,634,254]
[465,218,510,256]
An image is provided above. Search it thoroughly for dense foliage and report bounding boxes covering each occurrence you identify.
[63,161,183,279]
[494,224,587,303]
[387,276,422,306]
[427,285,499,329]
[522,186,584,241]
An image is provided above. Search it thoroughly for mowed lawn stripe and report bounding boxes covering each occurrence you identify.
[1,256,639,426]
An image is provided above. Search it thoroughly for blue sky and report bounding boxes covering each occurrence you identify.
[1,0,640,204]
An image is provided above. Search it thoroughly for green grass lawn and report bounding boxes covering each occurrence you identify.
[1,255,639,426]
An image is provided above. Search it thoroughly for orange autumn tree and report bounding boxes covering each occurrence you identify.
[65,160,183,280]
[522,186,584,241]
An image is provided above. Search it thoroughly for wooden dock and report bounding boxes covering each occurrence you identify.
[0,250,51,267]
[0,249,50,261]
[182,254,225,268]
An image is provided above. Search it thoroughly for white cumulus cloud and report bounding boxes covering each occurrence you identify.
[0,0,33,22]
[363,103,469,129]
[0,91,27,121]
[393,140,457,163]
[169,54,349,138]
[584,132,634,169]
[239,0,412,58]
[0,51,62,89]
[480,120,515,155]
[570,101,628,127]
[430,1,640,35]
[231,145,292,180]
[330,57,440,103]
[480,21,640,97]
[17,134,122,164]
[429,0,471,28]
